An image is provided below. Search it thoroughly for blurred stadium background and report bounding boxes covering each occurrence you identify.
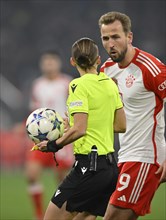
[0,1,166,220]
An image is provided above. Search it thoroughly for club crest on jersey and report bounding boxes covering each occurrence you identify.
[125,74,135,88]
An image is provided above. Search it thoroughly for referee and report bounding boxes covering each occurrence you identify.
[37,37,126,220]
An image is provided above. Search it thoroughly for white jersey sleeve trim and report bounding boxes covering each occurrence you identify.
[139,53,161,72]
[136,53,161,77]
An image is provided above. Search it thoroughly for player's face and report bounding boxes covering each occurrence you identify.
[100,20,132,63]
[40,55,62,76]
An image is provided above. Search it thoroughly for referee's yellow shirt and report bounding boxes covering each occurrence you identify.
[67,72,123,155]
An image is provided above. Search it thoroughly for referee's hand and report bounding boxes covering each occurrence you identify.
[37,140,48,152]
[37,140,61,153]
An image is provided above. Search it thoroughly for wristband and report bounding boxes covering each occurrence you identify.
[45,140,62,152]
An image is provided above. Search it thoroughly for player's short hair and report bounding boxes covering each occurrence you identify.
[72,37,99,71]
[98,11,132,34]
[40,50,61,60]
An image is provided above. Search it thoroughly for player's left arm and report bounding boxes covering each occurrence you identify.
[143,61,166,102]
[143,61,166,183]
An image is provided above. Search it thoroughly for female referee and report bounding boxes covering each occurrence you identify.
[37,37,126,220]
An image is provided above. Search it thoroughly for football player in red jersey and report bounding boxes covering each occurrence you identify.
[99,11,166,220]
[25,51,74,220]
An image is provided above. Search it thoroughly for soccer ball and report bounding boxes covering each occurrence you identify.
[26,108,64,144]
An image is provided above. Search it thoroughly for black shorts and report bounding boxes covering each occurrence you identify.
[51,153,118,217]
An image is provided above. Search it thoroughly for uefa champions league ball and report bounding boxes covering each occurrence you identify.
[26,108,64,144]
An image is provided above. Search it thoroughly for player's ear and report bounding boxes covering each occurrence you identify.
[70,57,76,67]
[128,32,133,44]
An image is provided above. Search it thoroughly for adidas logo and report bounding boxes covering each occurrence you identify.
[117,195,126,202]
[54,189,61,197]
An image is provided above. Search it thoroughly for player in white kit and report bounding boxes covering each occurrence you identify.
[98,11,166,220]
[25,51,74,220]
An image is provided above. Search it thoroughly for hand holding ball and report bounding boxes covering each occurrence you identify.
[26,108,64,152]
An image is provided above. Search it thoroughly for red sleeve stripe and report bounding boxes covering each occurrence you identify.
[136,53,161,77]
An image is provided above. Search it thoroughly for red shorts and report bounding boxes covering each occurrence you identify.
[110,162,161,216]
[26,144,74,169]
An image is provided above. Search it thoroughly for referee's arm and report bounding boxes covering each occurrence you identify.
[56,112,88,147]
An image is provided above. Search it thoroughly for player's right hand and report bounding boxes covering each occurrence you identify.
[155,160,166,183]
